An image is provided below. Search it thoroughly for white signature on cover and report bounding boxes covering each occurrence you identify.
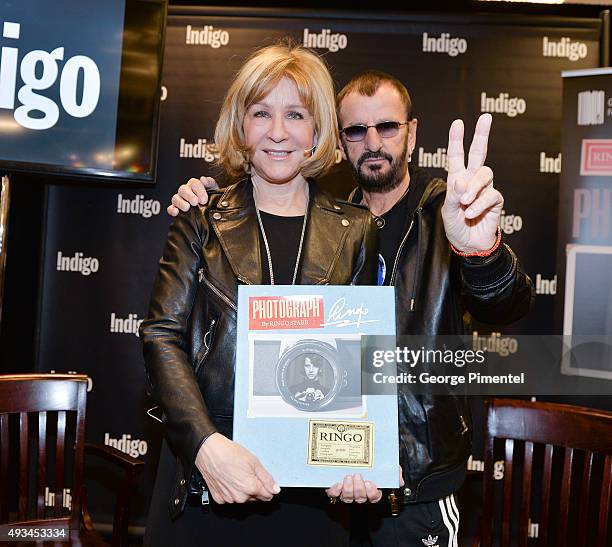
[321,297,380,328]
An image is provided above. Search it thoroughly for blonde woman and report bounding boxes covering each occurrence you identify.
[140,44,377,546]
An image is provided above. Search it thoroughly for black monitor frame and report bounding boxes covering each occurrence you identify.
[0,0,168,185]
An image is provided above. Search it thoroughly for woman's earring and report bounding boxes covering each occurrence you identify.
[309,134,317,156]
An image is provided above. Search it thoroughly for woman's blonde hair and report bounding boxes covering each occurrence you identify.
[215,43,339,180]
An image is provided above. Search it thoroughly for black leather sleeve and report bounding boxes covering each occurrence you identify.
[459,243,535,325]
[140,206,217,481]
[351,213,379,286]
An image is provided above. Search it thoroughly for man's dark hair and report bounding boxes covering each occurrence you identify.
[337,70,413,120]
[303,355,322,367]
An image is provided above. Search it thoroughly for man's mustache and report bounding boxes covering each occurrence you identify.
[357,151,393,170]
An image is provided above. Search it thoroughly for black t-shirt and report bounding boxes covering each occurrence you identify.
[376,187,421,285]
[258,211,305,285]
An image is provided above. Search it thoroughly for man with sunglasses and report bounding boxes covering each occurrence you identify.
[168,71,533,546]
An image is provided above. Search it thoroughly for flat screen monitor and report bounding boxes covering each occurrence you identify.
[0,0,167,184]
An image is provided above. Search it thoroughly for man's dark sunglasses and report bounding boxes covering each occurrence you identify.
[340,121,409,142]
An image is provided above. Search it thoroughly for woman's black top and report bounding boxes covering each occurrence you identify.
[257,211,305,285]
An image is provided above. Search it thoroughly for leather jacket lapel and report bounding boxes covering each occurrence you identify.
[208,179,262,285]
[299,181,350,285]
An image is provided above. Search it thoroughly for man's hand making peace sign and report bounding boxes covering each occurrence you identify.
[441,113,503,254]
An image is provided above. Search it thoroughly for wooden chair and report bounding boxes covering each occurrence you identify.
[0,374,144,546]
[473,398,612,547]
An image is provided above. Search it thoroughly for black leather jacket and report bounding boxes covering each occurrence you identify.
[350,165,534,504]
[140,178,377,518]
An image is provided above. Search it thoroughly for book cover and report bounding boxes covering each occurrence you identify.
[233,285,399,488]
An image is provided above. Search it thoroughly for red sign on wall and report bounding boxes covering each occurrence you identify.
[580,139,612,176]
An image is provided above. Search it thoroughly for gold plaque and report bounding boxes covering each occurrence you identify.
[307,420,374,468]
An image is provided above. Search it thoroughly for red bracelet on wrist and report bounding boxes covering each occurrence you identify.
[450,226,502,258]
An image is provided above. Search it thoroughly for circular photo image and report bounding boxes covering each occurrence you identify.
[290,354,332,403]
[276,340,342,411]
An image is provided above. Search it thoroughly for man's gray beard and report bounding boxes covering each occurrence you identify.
[350,147,409,194]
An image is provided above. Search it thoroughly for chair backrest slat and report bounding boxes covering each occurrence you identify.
[576,451,594,547]
[0,413,8,521]
[501,438,514,547]
[518,441,533,547]
[37,411,47,519]
[55,410,66,518]
[558,447,574,546]
[538,444,553,547]
[18,412,28,521]
[70,383,87,531]
[596,454,612,546]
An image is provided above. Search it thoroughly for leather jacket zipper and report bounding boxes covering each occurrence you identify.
[199,269,237,312]
[194,318,216,378]
[203,319,216,352]
[389,208,420,285]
